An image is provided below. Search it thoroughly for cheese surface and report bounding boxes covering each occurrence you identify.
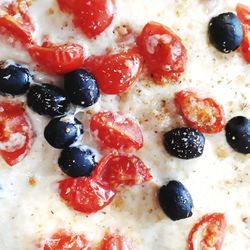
[0,0,250,249]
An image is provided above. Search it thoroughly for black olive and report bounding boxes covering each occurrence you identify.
[44,116,84,149]
[163,128,205,159]
[225,116,250,154]
[0,61,30,95]
[208,12,243,53]
[58,146,98,177]
[158,181,193,221]
[64,69,100,108]
[27,84,70,117]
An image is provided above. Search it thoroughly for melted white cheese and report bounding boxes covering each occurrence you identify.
[0,0,250,249]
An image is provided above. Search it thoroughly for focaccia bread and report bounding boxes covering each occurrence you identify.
[0,0,249,249]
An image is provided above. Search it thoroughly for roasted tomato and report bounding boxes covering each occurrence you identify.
[240,25,250,63]
[236,3,250,25]
[90,111,143,151]
[0,16,33,45]
[0,100,34,166]
[57,0,116,38]
[58,177,116,213]
[236,4,250,63]
[187,213,227,250]
[136,21,187,83]
[0,0,34,45]
[99,233,132,250]
[43,230,90,250]
[28,42,85,74]
[57,0,76,12]
[92,152,152,191]
[175,90,225,134]
[6,0,34,29]
[84,49,143,94]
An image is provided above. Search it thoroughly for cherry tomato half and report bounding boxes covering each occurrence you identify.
[57,0,116,38]
[0,0,34,45]
[175,90,225,134]
[90,111,143,151]
[99,233,132,250]
[0,100,34,166]
[236,3,250,25]
[28,42,85,74]
[187,213,227,250]
[84,49,143,94]
[7,0,34,30]
[240,25,250,63]
[92,152,152,191]
[136,21,187,83]
[43,230,90,250]
[0,16,33,45]
[57,0,76,12]
[236,4,250,63]
[58,177,116,214]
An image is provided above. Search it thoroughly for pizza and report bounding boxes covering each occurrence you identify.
[0,0,249,249]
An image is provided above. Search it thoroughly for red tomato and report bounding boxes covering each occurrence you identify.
[136,22,187,83]
[187,213,227,250]
[90,111,143,151]
[240,25,250,63]
[58,177,116,213]
[236,3,250,25]
[0,0,34,45]
[100,233,132,250]
[92,152,152,191]
[43,230,90,250]
[0,16,33,45]
[84,49,143,94]
[57,0,77,12]
[57,0,116,38]
[175,90,225,134]
[28,42,85,74]
[0,100,34,166]
[236,4,250,63]
[7,0,34,29]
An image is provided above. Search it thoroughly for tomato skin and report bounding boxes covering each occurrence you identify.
[0,16,33,45]
[240,25,250,63]
[8,0,34,31]
[90,111,143,151]
[136,21,187,83]
[187,213,226,250]
[0,100,34,166]
[58,177,116,213]
[92,152,152,191]
[57,0,77,12]
[99,233,132,250]
[175,90,225,134]
[84,50,143,94]
[236,4,250,63]
[43,230,90,250]
[28,42,85,74]
[57,0,116,38]
[236,4,250,25]
[0,0,34,45]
